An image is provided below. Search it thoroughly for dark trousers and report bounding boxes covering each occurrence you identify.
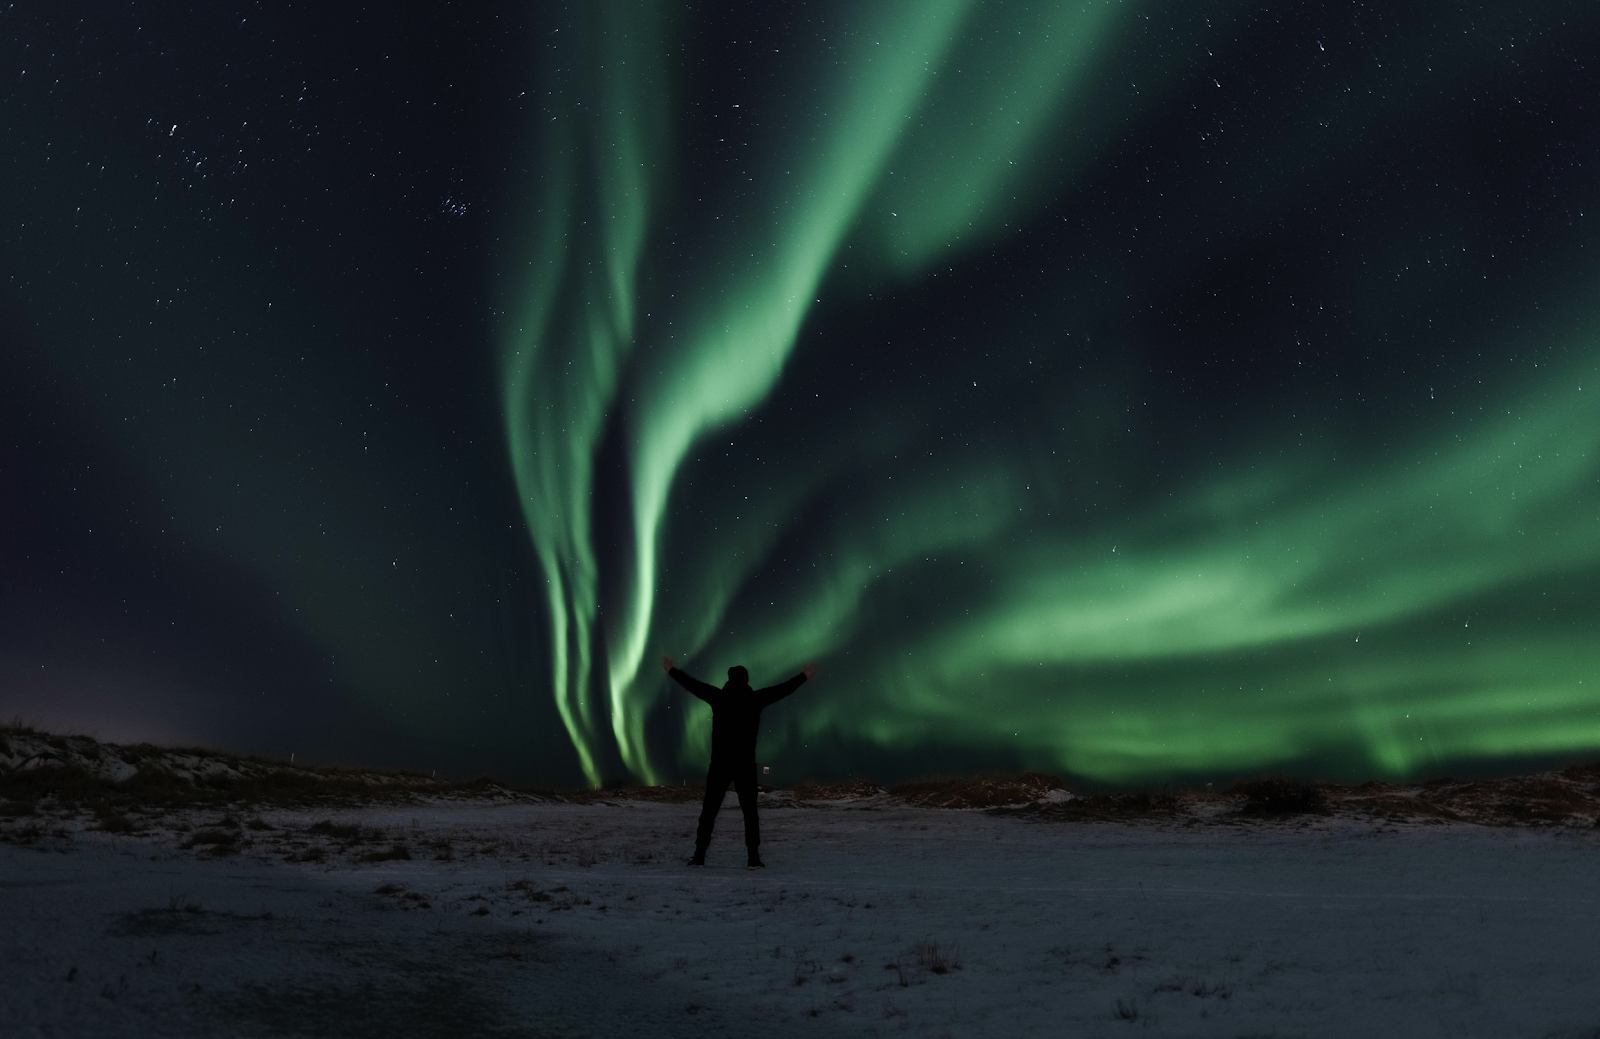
[696,760,760,849]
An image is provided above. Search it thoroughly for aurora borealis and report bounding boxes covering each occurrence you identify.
[5,2,1600,786]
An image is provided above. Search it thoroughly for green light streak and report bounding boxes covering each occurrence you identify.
[610,1,1141,774]
[859,0,1130,273]
[608,0,976,774]
[507,2,1137,781]
[976,384,1600,667]
[705,348,1600,781]
[502,3,670,784]
[504,2,1600,785]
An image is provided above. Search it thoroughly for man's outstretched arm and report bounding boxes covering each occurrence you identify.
[660,655,720,704]
[757,662,818,707]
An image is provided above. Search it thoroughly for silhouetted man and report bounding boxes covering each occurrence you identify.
[660,655,817,869]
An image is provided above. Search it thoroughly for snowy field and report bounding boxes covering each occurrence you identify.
[6,795,1600,1038]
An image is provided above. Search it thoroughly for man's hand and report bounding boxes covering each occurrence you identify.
[660,655,676,673]
[802,662,818,679]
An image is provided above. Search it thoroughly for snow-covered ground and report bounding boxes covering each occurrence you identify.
[5,795,1600,1038]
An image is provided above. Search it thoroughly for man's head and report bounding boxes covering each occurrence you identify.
[727,665,750,687]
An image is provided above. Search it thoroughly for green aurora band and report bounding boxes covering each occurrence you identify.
[503,1,1600,786]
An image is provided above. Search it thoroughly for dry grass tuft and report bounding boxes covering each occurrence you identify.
[179,829,239,853]
[359,843,411,863]
[509,879,552,902]
[96,809,136,833]
[307,819,363,840]
[913,940,962,974]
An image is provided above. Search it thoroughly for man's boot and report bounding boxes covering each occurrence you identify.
[746,849,765,870]
[687,845,707,867]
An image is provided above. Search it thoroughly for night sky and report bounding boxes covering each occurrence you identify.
[5,2,1600,787]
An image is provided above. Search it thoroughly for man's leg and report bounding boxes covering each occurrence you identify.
[732,763,762,866]
[693,762,731,861]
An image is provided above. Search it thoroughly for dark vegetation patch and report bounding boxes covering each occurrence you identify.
[373,883,432,908]
[1,822,45,845]
[360,843,412,863]
[891,773,1061,808]
[791,779,887,802]
[0,799,38,818]
[0,726,535,819]
[1387,773,1600,826]
[308,820,364,840]
[180,829,241,853]
[1004,790,1184,821]
[1,755,435,808]
[1231,777,1329,816]
[1007,767,1600,827]
[508,879,552,903]
[913,940,962,974]
[565,784,705,804]
[1496,778,1594,822]
[6,726,1600,832]
[95,807,136,833]
[108,896,271,938]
